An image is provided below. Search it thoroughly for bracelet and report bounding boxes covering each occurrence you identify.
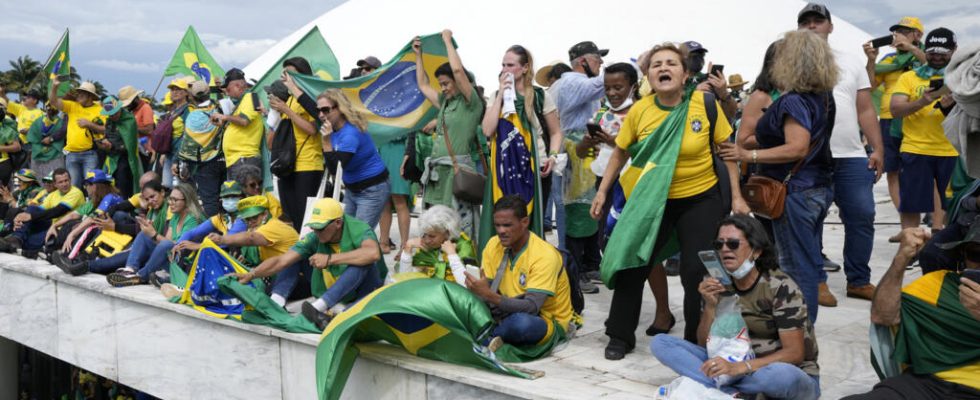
[743,360,753,374]
[751,150,758,164]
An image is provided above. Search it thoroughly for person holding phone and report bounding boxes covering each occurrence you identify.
[652,214,820,400]
[890,27,958,233]
[687,41,738,121]
[845,225,980,400]
[863,17,926,223]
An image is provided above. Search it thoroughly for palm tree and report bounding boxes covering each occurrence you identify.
[91,81,108,98]
[5,56,41,93]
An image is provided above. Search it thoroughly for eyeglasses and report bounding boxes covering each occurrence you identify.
[168,197,185,202]
[317,106,334,115]
[712,238,743,251]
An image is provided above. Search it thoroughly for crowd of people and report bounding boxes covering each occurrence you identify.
[0,3,978,399]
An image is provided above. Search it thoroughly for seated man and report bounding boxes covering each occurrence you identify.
[844,225,980,399]
[0,168,84,257]
[210,195,298,307]
[234,198,384,329]
[465,195,573,346]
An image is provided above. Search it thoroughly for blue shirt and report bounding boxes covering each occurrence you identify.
[553,71,605,134]
[756,92,836,191]
[330,122,387,185]
[178,218,246,243]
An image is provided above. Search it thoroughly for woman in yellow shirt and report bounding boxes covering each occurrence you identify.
[591,43,744,359]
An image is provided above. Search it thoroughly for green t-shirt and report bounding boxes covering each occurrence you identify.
[167,213,201,241]
[564,203,598,238]
[75,200,96,217]
[424,87,484,207]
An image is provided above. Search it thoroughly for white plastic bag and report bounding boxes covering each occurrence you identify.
[656,376,734,399]
[706,294,754,387]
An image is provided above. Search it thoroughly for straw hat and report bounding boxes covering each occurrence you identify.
[76,81,99,97]
[727,74,750,89]
[117,85,143,107]
[535,60,564,87]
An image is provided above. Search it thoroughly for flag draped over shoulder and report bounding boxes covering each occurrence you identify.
[315,278,534,400]
[252,26,340,108]
[176,238,258,319]
[600,98,688,288]
[164,26,225,86]
[290,33,451,146]
[478,97,544,251]
[41,29,71,96]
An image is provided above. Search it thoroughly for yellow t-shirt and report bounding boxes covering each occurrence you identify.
[61,100,104,152]
[40,187,85,222]
[29,189,51,206]
[128,193,141,207]
[263,191,283,219]
[875,54,913,119]
[892,71,957,157]
[481,233,572,342]
[254,218,299,261]
[222,95,265,167]
[282,97,323,172]
[7,102,43,142]
[902,271,980,390]
[615,91,732,198]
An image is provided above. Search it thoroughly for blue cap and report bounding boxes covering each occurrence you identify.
[683,41,708,53]
[84,169,113,184]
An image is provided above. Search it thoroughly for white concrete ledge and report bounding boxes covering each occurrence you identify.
[0,254,658,399]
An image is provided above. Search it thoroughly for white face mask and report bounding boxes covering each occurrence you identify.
[727,257,755,280]
[607,86,635,111]
[222,198,240,213]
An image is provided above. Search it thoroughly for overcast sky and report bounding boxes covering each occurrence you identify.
[1,0,977,100]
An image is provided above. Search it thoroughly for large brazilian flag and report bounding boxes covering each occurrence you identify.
[290,33,451,146]
[163,26,226,86]
[314,278,537,400]
[251,26,340,108]
[40,29,71,96]
[599,96,688,288]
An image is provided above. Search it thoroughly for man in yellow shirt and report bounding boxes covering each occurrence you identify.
[0,168,84,257]
[1,90,44,144]
[466,195,573,346]
[853,225,980,399]
[213,68,265,180]
[48,77,103,189]
[890,27,958,231]
[209,195,299,306]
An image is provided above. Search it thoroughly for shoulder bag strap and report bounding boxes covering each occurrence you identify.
[489,253,510,293]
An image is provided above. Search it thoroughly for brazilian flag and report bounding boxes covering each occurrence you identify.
[290,33,451,146]
[40,29,71,96]
[599,96,688,288]
[163,26,225,86]
[252,25,340,108]
[176,238,261,319]
[315,278,539,400]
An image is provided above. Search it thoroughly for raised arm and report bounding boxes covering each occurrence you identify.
[48,76,64,111]
[413,36,440,107]
[871,228,930,326]
[442,30,473,103]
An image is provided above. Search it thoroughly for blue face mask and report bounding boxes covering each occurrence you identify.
[222,198,240,213]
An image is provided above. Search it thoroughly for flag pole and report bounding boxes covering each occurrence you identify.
[149,74,167,100]
[25,28,68,94]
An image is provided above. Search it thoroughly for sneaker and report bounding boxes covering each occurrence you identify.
[0,236,20,253]
[818,282,838,307]
[846,283,876,300]
[579,277,599,294]
[148,270,171,288]
[301,301,333,331]
[822,255,841,272]
[50,251,71,271]
[585,270,602,283]
[664,258,680,277]
[107,270,142,287]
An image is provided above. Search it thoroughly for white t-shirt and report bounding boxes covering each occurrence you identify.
[830,47,873,158]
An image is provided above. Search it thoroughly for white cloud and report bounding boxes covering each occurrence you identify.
[0,22,65,46]
[929,12,980,36]
[87,59,161,73]
[205,37,279,66]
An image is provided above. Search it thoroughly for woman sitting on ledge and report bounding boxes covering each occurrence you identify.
[398,205,477,286]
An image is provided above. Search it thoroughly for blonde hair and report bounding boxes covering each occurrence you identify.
[506,45,536,122]
[318,88,369,132]
[770,30,839,93]
[640,42,690,76]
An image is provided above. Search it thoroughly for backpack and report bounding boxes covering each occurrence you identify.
[177,103,223,162]
[269,118,310,178]
[557,248,585,315]
[150,104,187,155]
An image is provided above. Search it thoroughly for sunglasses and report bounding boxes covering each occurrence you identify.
[317,106,334,114]
[713,238,743,251]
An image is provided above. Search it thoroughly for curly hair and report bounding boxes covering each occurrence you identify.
[418,205,461,238]
[717,214,780,273]
[318,88,369,132]
[770,30,839,93]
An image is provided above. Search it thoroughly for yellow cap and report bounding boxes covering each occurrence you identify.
[161,91,173,106]
[167,78,189,91]
[236,195,270,219]
[306,198,344,229]
[890,17,924,33]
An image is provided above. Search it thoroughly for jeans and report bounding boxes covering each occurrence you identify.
[492,313,548,345]
[830,158,876,287]
[651,334,820,400]
[343,180,391,229]
[269,260,308,299]
[773,186,833,323]
[89,251,129,273]
[315,263,382,309]
[552,171,566,251]
[65,150,99,189]
[10,208,50,250]
[185,158,226,217]
[125,232,175,282]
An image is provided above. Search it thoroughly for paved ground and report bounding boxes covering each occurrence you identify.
[380,179,915,398]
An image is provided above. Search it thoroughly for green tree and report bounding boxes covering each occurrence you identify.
[4,55,42,93]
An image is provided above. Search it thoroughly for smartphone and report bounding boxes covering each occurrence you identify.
[251,92,261,112]
[465,265,482,279]
[710,64,725,76]
[963,269,980,283]
[870,35,894,48]
[929,79,945,91]
[586,122,603,137]
[698,250,732,285]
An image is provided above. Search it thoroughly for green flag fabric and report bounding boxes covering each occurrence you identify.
[41,29,71,96]
[599,96,690,288]
[290,33,453,146]
[103,110,143,192]
[252,26,340,108]
[315,278,536,400]
[217,276,319,334]
[164,26,226,86]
